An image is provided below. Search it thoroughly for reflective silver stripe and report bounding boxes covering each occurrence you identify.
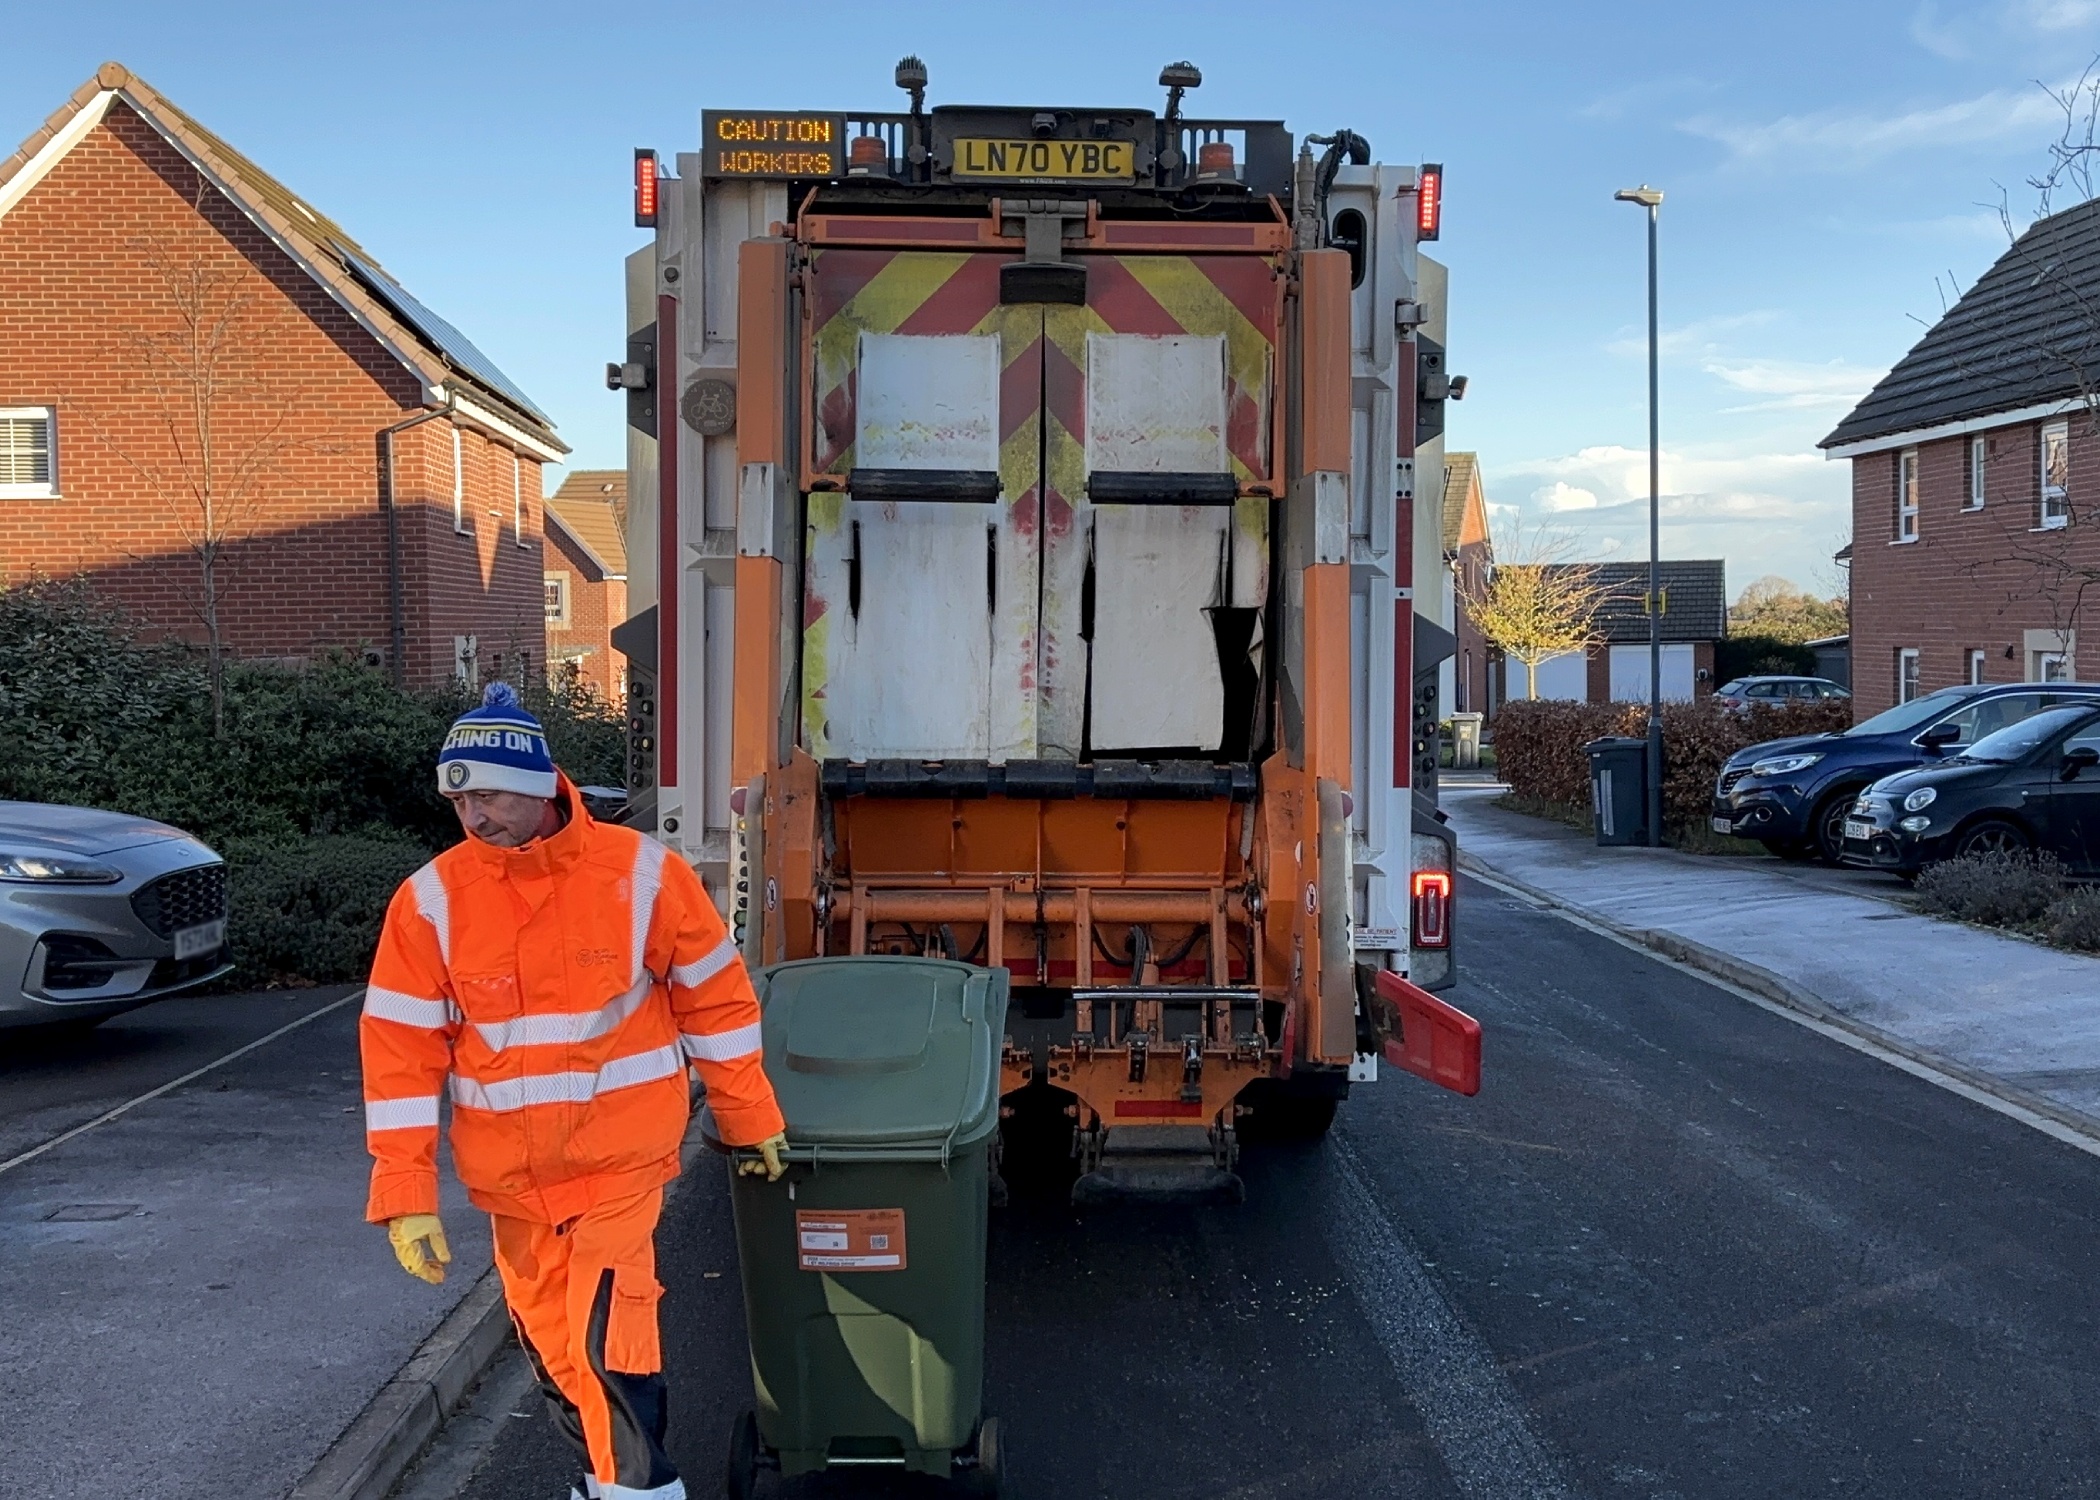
[681,1020,762,1063]
[408,862,451,965]
[365,1096,440,1131]
[449,1043,683,1113]
[629,836,668,987]
[670,936,738,990]
[599,1480,687,1500]
[363,986,452,1030]
[471,977,651,1052]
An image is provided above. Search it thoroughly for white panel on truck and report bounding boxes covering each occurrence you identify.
[857,333,1002,470]
[1086,332,1230,752]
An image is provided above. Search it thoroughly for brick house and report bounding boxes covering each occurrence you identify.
[1440,452,1499,717]
[543,470,628,700]
[0,63,566,687]
[1518,560,1725,703]
[1822,197,2100,713]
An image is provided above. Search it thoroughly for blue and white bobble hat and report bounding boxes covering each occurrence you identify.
[437,682,557,798]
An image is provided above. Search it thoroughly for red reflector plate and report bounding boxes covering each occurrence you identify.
[1374,970,1481,1096]
[1113,1100,1206,1119]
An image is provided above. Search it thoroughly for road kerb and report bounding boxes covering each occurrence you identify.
[1458,850,2100,1155]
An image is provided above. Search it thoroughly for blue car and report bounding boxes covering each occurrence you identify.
[1711,682,2100,862]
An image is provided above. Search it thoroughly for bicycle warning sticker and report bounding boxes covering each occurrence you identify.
[795,1208,907,1271]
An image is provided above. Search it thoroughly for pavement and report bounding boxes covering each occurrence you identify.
[399,881,2100,1499]
[0,988,494,1500]
[1440,780,2100,1127]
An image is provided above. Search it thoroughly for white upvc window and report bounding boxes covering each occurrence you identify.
[2041,420,2069,529]
[544,571,571,627]
[452,426,466,534]
[512,451,528,546]
[1967,435,1986,510]
[1898,647,1921,704]
[1968,648,1986,685]
[1897,448,1919,541]
[0,407,58,498]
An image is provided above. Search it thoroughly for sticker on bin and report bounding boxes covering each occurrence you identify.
[795,1208,907,1271]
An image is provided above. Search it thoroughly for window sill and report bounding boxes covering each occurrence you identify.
[2032,522,2070,532]
[1889,535,1919,545]
[0,490,61,501]
[1961,503,1984,513]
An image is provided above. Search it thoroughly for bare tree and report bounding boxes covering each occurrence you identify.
[1459,526,1611,700]
[67,198,298,738]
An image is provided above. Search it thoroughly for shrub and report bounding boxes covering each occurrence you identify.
[1491,695,1852,833]
[2044,886,2100,952]
[1913,850,2067,928]
[224,833,433,985]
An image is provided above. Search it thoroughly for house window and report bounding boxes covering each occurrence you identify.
[2042,420,2069,529]
[512,452,528,547]
[1968,648,1986,685]
[1896,448,1919,541]
[1897,647,1920,703]
[452,426,466,534]
[2038,651,2069,683]
[1967,435,1986,510]
[0,407,57,498]
[545,571,571,628]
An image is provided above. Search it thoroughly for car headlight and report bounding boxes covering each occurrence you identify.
[1902,787,1937,813]
[0,851,123,883]
[1750,753,1824,777]
[1898,816,1932,834]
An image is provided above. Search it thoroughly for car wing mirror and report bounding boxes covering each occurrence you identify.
[2064,746,2100,779]
[1918,722,1961,749]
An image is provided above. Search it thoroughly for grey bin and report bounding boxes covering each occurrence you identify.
[701,955,1010,1497]
[1586,736,1652,847]
[1450,712,1484,768]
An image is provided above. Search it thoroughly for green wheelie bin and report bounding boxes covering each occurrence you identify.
[703,955,1008,1497]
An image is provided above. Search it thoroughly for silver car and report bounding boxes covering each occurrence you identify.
[0,802,232,1031]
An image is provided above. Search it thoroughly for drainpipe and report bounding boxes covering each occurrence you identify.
[376,392,457,687]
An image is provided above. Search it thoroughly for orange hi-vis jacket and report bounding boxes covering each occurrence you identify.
[359,776,784,1224]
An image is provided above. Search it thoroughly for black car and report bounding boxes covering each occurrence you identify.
[1839,704,2100,875]
[1712,682,2100,861]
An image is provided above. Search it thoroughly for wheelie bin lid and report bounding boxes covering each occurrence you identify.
[700,956,1009,1160]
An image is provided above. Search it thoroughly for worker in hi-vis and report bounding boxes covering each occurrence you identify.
[359,682,786,1500]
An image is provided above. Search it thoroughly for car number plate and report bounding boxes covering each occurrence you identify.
[174,919,226,960]
[1710,816,1732,835]
[1842,819,1874,841]
[951,137,1135,181]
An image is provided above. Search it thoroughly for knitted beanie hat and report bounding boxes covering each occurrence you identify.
[437,682,557,798]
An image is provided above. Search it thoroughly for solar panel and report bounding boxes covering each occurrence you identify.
[339,250,552,426]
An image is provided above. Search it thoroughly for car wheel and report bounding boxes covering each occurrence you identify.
[1956,819,2030,859]
[1811,790,1862,864]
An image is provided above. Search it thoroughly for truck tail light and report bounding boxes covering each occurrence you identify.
[1417,162,1442,241]
[1411,869,1451,948]
[634,149,659,228]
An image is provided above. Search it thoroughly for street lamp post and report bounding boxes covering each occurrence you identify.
[1615,184,1664,847]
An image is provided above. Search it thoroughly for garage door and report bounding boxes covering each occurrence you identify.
[1609,643,1695,702]
[1530,651,1589,701]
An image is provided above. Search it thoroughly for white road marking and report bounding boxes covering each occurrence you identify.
[0,990,362,1179]
[1466,865,2100,1165]
[1328,1134,1579,1499]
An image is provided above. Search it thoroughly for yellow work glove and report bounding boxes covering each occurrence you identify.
[736,1132,790,1181]
[387,1213,451,1285]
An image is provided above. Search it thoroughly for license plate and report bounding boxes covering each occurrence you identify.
[174,919,226,960]
[951,137,1135,181]
[1710,816,1732,835]
[1843,820,1874,841]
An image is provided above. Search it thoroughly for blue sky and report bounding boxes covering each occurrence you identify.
[15,0,2100,599]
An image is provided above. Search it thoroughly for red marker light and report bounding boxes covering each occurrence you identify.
[634,149,659,229]
[1411,868,1451,948]
[1417,162,1442,241]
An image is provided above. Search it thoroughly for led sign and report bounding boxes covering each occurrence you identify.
[701,111,847,179]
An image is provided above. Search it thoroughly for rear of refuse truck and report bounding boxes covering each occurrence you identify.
[611,59,1477,1194]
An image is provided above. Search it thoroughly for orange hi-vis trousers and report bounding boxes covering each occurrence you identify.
[494,1186,683,1499]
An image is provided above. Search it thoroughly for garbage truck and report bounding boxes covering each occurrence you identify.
[608,59,1480,1192]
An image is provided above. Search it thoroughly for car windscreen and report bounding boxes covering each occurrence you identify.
[1717,679,1747,695]
[1844,687,1973,738]
[1962,706,2099,762]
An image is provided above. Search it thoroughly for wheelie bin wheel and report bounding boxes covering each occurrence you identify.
[725,1409,761,1500]
[960,1415,1003,1496]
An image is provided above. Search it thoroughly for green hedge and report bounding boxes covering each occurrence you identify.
[0,578,627,985]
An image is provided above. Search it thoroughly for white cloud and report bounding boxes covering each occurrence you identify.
[1533,481,1600,512]
[1605,311,1778,361]
[1909,2,1969,58]
[1701,356,1882,411]
[1680,85,2064,168]
[2020,0,2100,29]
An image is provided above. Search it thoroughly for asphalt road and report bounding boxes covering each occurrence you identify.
[415,877,2100,1499]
